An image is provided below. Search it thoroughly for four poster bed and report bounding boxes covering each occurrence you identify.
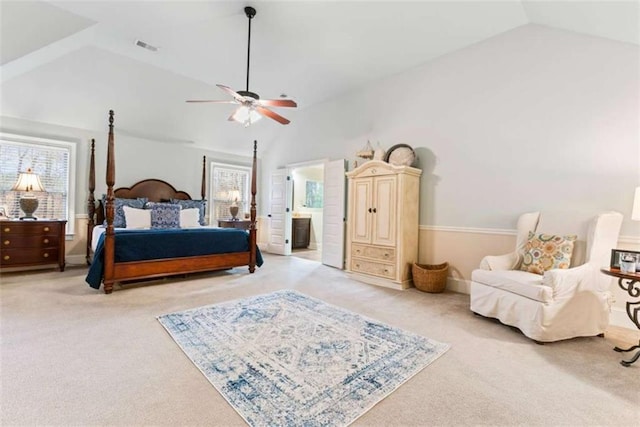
[86,110,260,294]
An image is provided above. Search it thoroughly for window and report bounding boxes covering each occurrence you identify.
[0,133,76,234]
[210,162,251,223]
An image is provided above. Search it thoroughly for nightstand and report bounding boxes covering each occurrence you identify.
[218,219,251,230]
[0,219,67,272]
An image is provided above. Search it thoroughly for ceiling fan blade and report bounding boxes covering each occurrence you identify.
[256,99,297,108]
[217,84,245,102]
[186,100,237,104]
[255,105,290,125]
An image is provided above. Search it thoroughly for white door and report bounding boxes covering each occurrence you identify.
[268,170,292,255]
[321,159,346,268]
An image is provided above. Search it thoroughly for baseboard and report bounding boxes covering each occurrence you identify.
[65,254,87,266]
[446,277,470,294]
[610,307,637,330]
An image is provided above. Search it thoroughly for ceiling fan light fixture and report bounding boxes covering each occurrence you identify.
[231,105,262,127]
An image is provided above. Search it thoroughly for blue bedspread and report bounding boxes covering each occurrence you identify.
[86,228,263,289]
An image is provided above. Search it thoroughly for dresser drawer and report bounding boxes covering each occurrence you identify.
[2,235,59,249]
[1,248,59,266]
[351,258,396,279]
[1,222,61,235]
[351,243,395,262]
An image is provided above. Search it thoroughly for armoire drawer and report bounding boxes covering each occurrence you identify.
[351,258,396,279]
[351,243,395,262]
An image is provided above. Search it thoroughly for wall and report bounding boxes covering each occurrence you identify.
[261,24,640,327]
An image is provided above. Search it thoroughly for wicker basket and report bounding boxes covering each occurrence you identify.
[412,262,449,293]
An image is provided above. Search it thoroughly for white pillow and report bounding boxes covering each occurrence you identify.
[122,206,151,229]
[180,208,201,228]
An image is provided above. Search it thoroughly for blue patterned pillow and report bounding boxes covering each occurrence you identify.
[101,196,148,227]
[170,199,206,225]
[147,202,181,229]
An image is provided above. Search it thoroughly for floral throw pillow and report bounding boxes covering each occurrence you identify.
[520,232,577,275]
[147,202,181,229]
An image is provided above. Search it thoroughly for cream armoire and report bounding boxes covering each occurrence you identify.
[345,160,422,290]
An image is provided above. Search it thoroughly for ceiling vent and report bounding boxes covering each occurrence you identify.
[134,40,158,52]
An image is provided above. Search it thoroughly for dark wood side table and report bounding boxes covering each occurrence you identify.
[1,219,67,272]
[601,268,640,367]
[218,219,251,230]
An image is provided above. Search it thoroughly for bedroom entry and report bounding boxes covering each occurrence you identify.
[268,159,346,269]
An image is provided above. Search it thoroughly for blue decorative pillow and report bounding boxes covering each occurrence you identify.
[102,196,148,227]
[170,199,206,225]
[147,202,181,229]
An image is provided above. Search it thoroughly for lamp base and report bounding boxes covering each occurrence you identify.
[19,196,40,220]
[229,205,239,221]
[19,216,38,220]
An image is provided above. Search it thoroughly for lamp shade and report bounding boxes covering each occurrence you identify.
[11,168,45,192]
[632,186,640,221]
[231,106,262,127]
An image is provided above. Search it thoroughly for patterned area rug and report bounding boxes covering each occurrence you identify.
[157,290,449,426]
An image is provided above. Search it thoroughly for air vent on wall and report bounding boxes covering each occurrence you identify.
[134,39,159,52]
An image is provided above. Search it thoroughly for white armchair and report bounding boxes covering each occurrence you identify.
[470,211,623,342]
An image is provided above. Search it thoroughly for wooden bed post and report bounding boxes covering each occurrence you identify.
[104,111,116,294]
[86,138,96,265]
[201,155,206,201]
[249,140,258,272]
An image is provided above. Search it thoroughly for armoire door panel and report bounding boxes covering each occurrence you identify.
[372,176,396,246]
[351,178,372,243]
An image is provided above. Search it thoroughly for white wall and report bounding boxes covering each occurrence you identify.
[262,24,640,238]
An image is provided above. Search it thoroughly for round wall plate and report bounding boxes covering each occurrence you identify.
[384,144,416,166]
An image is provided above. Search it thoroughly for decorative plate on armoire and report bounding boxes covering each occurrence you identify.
[384,144,416,167]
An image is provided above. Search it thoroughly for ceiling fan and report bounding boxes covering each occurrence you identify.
[186,6,297,126]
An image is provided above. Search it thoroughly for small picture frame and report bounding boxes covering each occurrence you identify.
[610,249,640,271]
[0,206,8,219]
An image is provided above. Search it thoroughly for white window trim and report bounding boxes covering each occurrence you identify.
[0,132,77,237]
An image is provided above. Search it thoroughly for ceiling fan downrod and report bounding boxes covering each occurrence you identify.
[239,6,259,100]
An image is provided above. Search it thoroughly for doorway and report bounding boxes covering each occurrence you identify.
[290,163,324,262]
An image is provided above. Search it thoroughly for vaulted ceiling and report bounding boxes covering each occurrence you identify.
[1,1,638,154]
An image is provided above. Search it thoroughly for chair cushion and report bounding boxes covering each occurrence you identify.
[519,232,577,274]
[472,269,553,303]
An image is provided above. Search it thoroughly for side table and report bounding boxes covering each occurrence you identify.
[218,219,251,231]
[601,268,640,367]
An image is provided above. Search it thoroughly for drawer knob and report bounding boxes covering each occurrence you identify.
[356,249,361,254]
[355,264,360,268]
[3,255,9,261]
[43,253,49,258]
[3,227,9,232]
[3,240,9,246]
[43,227,50,232]
[384,253,389,257]
[43,238,49,244]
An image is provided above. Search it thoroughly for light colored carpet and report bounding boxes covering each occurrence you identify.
[1,254,638,426]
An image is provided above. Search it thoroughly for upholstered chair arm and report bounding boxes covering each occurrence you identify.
[479,251,521,271]
[542,264,604,300]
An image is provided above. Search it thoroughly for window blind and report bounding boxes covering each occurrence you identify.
[0,139,73,231]
[210,163,251,222]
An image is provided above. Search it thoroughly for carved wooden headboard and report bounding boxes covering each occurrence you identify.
[113,179,192,202]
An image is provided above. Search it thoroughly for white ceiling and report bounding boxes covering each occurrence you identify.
[1,0,638,154]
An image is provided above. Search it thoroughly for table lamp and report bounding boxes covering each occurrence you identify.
[11,168,45,220]
[228,189,241,221]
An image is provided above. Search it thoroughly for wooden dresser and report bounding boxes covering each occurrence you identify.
[0,220,67,272]
[345,161,421,290]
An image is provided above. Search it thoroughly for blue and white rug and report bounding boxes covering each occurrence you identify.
[157,290,449,426]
